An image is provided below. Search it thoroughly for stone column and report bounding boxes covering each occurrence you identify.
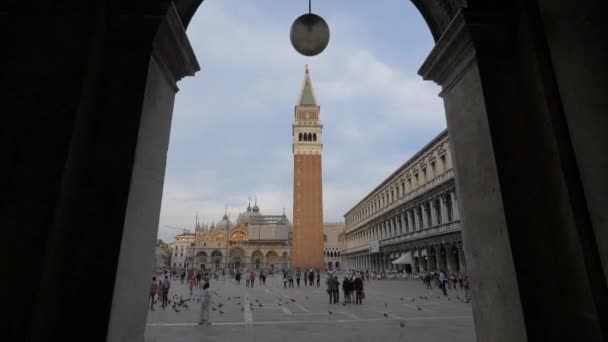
[431,198,439,226]
[451,192,460,220]
[406,210,413,232]
[421,203,429,228]
[419,7,606,341]
[400,212,407,233]
[439,195,448,223]
[445,244,454,271]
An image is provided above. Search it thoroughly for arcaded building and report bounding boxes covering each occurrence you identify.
[342,130,466,274]
[291,65,324,270]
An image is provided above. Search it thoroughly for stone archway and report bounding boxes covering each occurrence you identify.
[229,247,245,269]
[439,246,447,271]
[211,250,222,269]
[266,251,279,270]
[251,250,264,270]
[450,245,460,271]
[195,251,207,269]
[428,247,437,272]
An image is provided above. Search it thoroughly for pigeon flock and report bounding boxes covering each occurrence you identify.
[153,280,466,330]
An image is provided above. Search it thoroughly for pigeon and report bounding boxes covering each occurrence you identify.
[174,309,180,313]
[212,307,217,311]
[411,298,415,302]
[183,304,189,309]
[255,299,260,302]
[218,303,224,308]
[219,310,224,314]
[306,297,310,300]
[417,306,422,311]
[383,313,389,317]
[290,299,296,302]
[456,295,461,301]
[400,322,406,327]
[277,303,282,306]
[236,302,241,305]
[328,311,333,315]
[228,297,231,301]
[342,302,347,306]
[258,303,263,307]
[385,303,388,307]
[241,307,244,311]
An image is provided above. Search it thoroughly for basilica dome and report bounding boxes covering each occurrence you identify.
[215,213,232,230]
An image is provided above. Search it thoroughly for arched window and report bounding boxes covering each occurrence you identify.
[307,133,312,141]
[299,133,302,141]
[303,133,308,141]
[313,133,317,141]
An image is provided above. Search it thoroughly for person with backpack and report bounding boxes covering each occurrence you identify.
[162,275,171,308]
[149,277,158,311]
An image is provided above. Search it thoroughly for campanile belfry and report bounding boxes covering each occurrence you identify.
[291,65,324,270]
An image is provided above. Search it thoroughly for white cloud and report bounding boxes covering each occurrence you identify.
[159,0,445,241]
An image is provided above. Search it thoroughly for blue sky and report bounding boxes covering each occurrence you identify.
[157,0,445,242]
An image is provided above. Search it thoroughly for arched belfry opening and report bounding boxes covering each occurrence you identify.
[6,1,607,341]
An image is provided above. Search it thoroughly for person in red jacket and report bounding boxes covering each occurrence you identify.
[250,272,256,288]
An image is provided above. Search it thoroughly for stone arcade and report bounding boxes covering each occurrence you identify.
[343,130,466,274]
[7,1,606,342]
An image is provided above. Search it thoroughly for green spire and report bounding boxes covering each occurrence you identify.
[298,64,317,106]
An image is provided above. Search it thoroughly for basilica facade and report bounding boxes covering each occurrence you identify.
[189,201,292,271]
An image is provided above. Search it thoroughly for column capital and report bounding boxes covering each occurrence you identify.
[419,8,516,94]
[152,4,200,91]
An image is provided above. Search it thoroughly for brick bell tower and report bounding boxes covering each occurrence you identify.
[291,64,324,270]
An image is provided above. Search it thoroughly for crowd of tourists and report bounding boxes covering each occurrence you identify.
[419,270,471,302]
[149,266,471,327]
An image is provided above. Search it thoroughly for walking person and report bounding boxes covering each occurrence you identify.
[439,270,448,295]
[333,276,340,303]
[198,282,212,325]
[316,271,320,287]
[354,273,364,304]
[296,270,301,287]
[304,270,308,287]
[308,270,315,287]
[463,275,471,303]
[156,278,164,307]
[326,275,337,304]
[162,275,171,308]
[288,270,294,288]
[245,273,250,288]
[342,277,351,303]
[261,270,267,285]
[149,277,158,310]
[189,273,196,296]
[250,272,256,288]
[283,270,288,288]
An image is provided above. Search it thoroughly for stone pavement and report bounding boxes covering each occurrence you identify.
[145,273,475,342]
